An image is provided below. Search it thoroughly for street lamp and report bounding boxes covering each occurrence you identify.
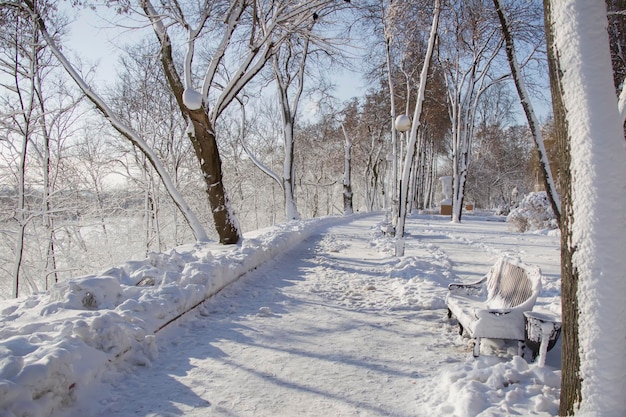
[395,114,411,132]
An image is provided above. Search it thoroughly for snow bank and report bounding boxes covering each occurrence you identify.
[0,217,340,417]
[431,355,560,416]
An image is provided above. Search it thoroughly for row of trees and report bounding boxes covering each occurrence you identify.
[1,0,543,298]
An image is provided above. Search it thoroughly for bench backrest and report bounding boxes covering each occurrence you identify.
[485,258,540,309]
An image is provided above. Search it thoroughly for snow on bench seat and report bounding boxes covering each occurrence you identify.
[446,256,543,357]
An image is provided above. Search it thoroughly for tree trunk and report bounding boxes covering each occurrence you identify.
[36,56,59,290]
[547,1,626,415]
[543,2,582,414]
[187,108,240,244]
[147,3,239,244]
[452,146,469,223]
[385,31,400,226]
[342,124,354,215]
[282,122,300,221]
[13,134,26,297]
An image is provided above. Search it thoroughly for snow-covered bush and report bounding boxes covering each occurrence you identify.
[495,205,510,216]
[507,192,557,232]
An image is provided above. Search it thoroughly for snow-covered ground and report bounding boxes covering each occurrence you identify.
[0,212,562,417]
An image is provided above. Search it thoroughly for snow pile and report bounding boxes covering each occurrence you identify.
[507,192,558,232]
[432,355,560,416]
[0,217,340,417]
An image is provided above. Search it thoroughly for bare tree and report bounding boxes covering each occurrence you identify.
[438,0,507,223]
[111,41,195,251]
[142,0,351,238]
[357,90,389,212]
[10,0,209,243]
[493,0,561,224]
[241,5,351,221]
[394,0,441,255]
[243,31,316,221]
[339,99,360,215]
[15,0,348,244]
[0,1,85,297]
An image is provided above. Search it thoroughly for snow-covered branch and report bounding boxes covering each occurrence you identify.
[236,99,283,189]
[201,0,246,100]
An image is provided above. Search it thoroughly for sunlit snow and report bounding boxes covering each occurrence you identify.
[0,213,563,417]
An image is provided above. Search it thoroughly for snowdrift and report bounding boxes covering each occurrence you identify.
[0,217,341,417]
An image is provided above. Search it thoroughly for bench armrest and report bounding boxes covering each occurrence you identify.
[448,276,487,292]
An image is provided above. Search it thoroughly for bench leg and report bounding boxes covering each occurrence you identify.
[458,323,464,336]
[518,341,525,357]
[447,308,452,319]
[473,338,481,357]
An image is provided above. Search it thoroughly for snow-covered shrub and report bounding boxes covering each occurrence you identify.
[507,192,557,232]
[495,205,510,216]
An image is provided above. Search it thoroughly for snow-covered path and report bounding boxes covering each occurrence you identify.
[57,213,561,417]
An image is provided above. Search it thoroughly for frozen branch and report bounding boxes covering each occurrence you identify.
[236,99,283,189]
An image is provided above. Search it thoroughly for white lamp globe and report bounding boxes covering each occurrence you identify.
[395,114,411,132]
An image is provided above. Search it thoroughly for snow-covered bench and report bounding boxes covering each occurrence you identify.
[446,256,543,357]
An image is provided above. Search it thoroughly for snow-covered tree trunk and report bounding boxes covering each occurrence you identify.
[6,11,40,298]
[382,2,400,225]
[145,0,240,243]
[543,1,581,412]
[42,143,58,289]
[38,89,59,291]
[451,115,472,223]
[272,32,313,221]
[452,149,469,222]
[546,1,626,415]
[282,121,300,221]
[185,107,240,243]
[363,126,385,212]
[423,139,437,209]
[407,129,423,213]
[493,0,561,225]
[423,137,435,209]
[341,124,354,215]
[395,0,441,254]
[415,131,430,210]
[31,47,63,290]
[13,120,29,298]
[448,63,473,224]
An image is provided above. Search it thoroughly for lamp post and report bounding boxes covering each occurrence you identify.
[394,114,411,256]
[393,115,411,221]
